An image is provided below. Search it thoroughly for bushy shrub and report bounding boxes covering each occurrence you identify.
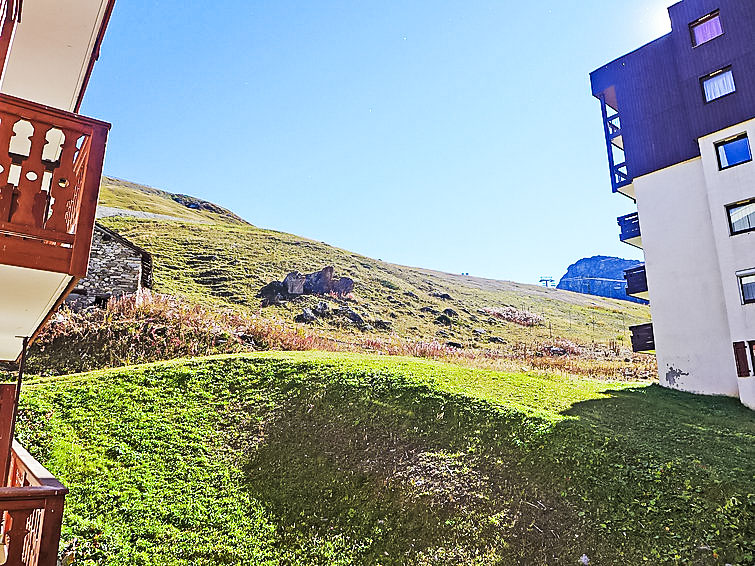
[481,306,544,327]
[20,291,655,381]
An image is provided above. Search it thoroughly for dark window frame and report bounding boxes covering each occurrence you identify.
[715,133,752,170]
[749,341,755,376]
[700,66,735,104]
[689,10,723,48]
[725,197,755,236]
[738,273,755,305]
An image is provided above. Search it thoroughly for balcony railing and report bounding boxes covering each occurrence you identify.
[0,385,66,566]
[624,264,649,300]
[0,93,110,277]
[598,91,635,200]
[630,323,655,353]
[0,443,67,566]
[617,212,642,248]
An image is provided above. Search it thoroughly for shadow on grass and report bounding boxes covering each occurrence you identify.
[234,360,755,565]
[560,384,755,478]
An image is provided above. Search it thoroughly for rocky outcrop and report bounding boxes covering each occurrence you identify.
[284,271,305,295]
[258,267,355,306]
[557,256,647,304]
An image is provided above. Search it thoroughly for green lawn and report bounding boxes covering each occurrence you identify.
[17,352,754,565]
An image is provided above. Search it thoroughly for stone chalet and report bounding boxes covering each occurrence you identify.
[66,224,153,308]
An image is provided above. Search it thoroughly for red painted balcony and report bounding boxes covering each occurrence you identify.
[0,385,67,566]
[0,93,110,276]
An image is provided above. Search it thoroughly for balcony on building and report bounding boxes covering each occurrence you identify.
[594,86,635,200]
[617,211,642,248]
[624,264,649,301]
[0,382,68,566]
[0,93,109,362]
[630,323,655,353]
[0,1,114,563]
[0,0,112,364]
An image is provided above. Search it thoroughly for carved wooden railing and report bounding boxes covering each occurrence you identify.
[0,385,67,566]
[0,443,67,566]
[0,93,110,277]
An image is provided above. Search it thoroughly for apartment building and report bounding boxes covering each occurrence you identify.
[590,0,755,409]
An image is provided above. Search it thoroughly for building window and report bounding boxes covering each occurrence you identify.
[690,11,723,47]
[733,341,750,377]
[726,198,755,235]
[739,273,755,304]
[716,133,752,170]
[701,68,735,102]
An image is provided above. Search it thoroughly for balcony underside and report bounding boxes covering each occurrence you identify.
[627,287,649,301]
[620,233,642,249]
[616,181,635,200]
[0,263,72,361]
[0,0,114,112]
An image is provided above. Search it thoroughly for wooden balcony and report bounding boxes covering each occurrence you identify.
[0,92,110,277]
[0,385,67,566]
[624,264,649,301]
[630,323,655,353]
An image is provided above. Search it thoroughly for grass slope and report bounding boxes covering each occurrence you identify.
[17,353,754,565]
[98,177,248,224]
[96,179,650,351]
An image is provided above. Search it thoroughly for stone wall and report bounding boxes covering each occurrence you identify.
[66,226,147,309]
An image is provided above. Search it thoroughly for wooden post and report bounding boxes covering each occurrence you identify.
[5,337,26,486]
[0,383,15,484]
[37,494,65,566]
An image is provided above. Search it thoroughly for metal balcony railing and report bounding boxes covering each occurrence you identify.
[0,93,110,277]
[618,212,640,240]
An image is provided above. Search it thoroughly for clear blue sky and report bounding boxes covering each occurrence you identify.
[82,1,674,284]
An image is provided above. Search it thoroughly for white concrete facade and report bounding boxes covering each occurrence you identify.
[633,117,755,407]
[0,265,72,361]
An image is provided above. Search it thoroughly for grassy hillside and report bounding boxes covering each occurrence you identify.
[98,177,248,224]
[96,178,651,355]
[17,353,754,565]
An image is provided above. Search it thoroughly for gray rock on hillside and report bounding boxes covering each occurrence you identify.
[332,277,354,296]
[284,271,305,295]
[304,266,334,294]
[258,266,355,305]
